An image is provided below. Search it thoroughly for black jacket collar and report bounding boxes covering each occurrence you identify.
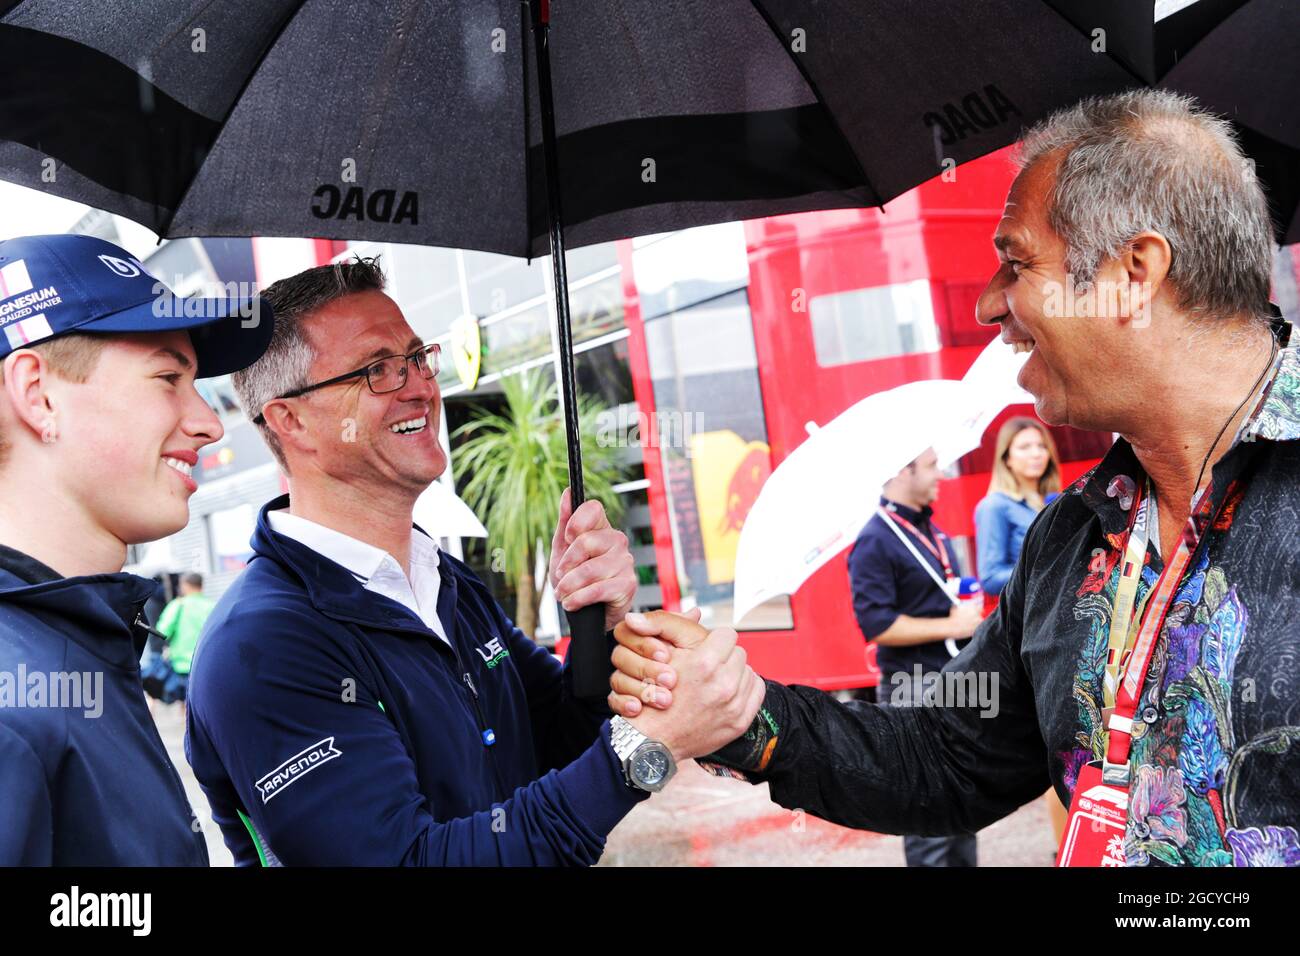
[0,543,62,584]
[879,495,933,526]
[0,544,158,668]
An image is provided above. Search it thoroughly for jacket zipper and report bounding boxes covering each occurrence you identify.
[444,637,511,804]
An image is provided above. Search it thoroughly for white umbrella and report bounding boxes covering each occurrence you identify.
[123,537,173,578]
[732,338,1032,625]
[932,334,1038,466]
[412,480,489,540]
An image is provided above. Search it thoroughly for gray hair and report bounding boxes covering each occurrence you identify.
[1016,89,1275,325]
[232,255,386,472]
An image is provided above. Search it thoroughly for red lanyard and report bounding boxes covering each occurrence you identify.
[1100,478,1229,786]
[883,510,953,580]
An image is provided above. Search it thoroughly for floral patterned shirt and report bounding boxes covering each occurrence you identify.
[724,341,1300,866]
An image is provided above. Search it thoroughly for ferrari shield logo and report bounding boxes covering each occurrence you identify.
[451,314,482,390]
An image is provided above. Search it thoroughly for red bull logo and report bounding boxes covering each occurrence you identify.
[719,447,771,535]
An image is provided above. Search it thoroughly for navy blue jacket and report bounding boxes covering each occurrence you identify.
[973,491,1059,596]
[847,497,969,680]
[973,492,1035,596]
[185,495,647,866]
[0,545,209,865]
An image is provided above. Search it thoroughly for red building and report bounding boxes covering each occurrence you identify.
[617,150,1112,690]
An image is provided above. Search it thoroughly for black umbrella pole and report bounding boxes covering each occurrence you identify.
[530,0,610,700]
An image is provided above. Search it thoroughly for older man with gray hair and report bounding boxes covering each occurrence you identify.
[609,89,1300,867]
[185,258,762,866]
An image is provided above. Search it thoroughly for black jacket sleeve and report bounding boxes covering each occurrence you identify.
[718,532,1050,836]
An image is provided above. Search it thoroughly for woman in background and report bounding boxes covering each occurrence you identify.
[974,416,1065,859]
[974,416,1062,599]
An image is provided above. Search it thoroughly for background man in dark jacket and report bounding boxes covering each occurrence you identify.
[847,446,983,865]
[187,258,762,865]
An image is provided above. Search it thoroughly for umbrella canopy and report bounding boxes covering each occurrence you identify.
[0,0,1181,256]
[122,537,174,579]
[2,1,1291,246]
[732,338,1032,625]
[1158,0,1300,244]
[1,0,1286,685]
[412,479,489,540]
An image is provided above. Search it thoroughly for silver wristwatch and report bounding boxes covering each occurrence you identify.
[609,716,677,793]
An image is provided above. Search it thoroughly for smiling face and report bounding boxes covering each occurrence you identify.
[48,330,223,544]
[280,290,446,496]
[975,157,1131,430]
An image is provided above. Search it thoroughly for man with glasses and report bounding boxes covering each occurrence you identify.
[249,341,441,425]
[185,256,761,865]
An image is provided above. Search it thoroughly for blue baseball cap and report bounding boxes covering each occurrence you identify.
[0,234,273,377]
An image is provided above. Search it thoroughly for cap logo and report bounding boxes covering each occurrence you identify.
[4,314,54,349]
[98,255,144,278]
[0,259,34,299]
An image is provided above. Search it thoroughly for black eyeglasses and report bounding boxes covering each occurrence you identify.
[253,343,440,425]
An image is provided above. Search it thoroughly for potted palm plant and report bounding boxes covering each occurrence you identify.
[452,369,627,638]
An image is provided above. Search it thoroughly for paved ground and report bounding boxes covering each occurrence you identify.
[155,703,1058,867]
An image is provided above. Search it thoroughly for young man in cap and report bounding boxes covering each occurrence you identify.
[0,234,273,865]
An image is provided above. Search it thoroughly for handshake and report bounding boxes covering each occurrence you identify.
[606,610,766,763]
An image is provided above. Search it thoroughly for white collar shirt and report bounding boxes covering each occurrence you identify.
[267,509,450,646]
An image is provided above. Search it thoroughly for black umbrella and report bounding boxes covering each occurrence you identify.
[0,0,1281,693]
[1030,0,1300,243]
[1157,0,1300,244]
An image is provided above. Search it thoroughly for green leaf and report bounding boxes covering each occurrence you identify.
[450,369,629,585]
[1204,568,1228,616]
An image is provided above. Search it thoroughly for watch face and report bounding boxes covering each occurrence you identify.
[632,748,670,787]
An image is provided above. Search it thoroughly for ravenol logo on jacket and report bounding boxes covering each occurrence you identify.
[475,637,510,669]
[255,737,342,804]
